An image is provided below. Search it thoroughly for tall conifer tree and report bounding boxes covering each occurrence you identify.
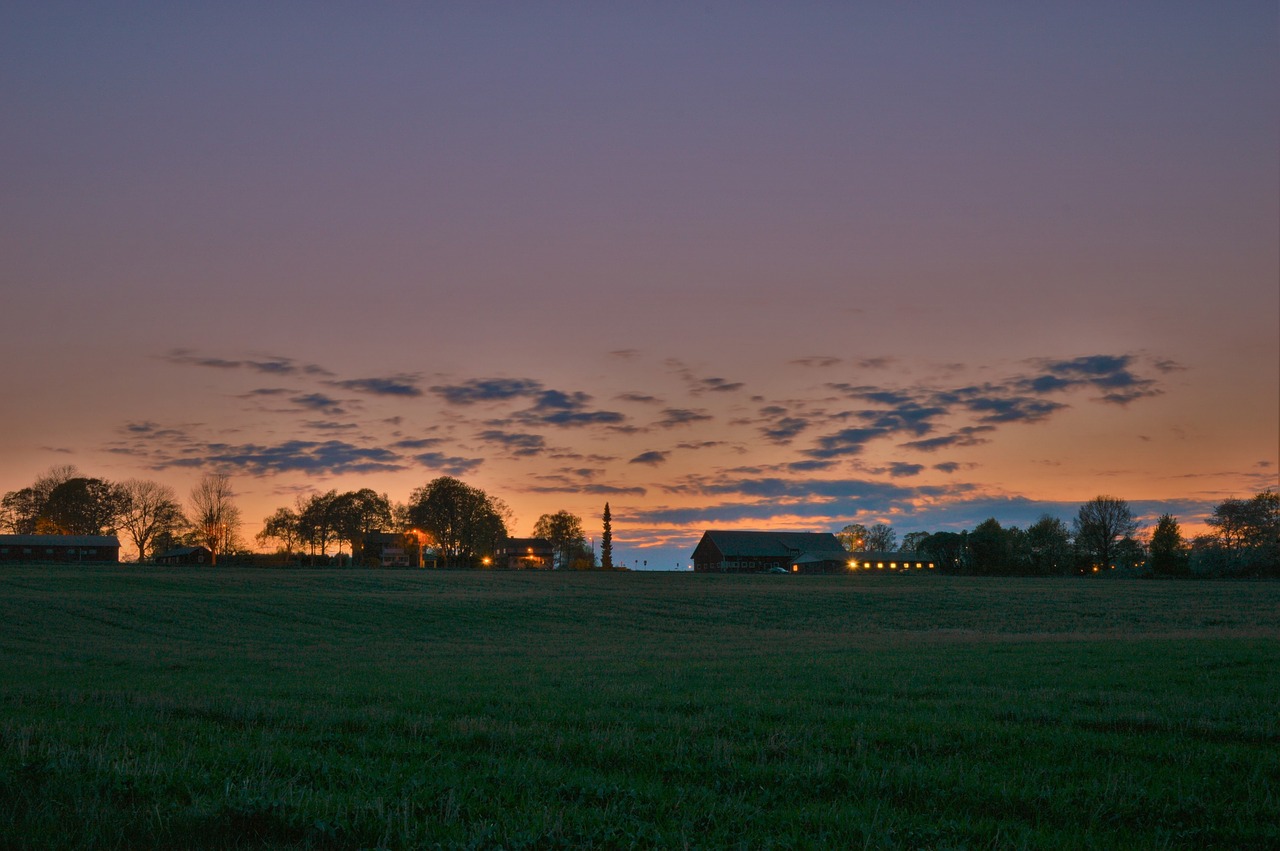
[601,503,613,569]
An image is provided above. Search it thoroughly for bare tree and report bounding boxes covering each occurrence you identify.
[865,523,897,552]
[0,488,43,534]
[118,479,185,562]
[188,473,241,566]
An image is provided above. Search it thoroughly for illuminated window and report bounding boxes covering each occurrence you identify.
[877,562,884,569]
[890,562,897,569]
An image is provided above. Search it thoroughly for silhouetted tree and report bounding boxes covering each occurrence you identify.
[0,488,43,534]
[257,506,302,562]
[330,489,393,563]
[117,479,184,561]
[297,491,340,563]
[1202,491,1280,576]
[1,466,82,534]
[44,477,124,536]
[601,502,614,569]
[968,518,1013,575]
[187,473,241,566]
[534,510,587,570]
[919,531,966,573]
[1073,495,1137,572]
[900,531,929,553]
[408,477,509,567]
[865,523,897,552]
[836,523,869,551]
[1147,514,1188,577]
[1025,515,1073,575]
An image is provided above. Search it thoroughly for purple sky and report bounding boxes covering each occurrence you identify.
[3,3,1276,567]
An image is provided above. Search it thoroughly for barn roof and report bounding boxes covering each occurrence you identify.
[693,530,845,559]
[0,534,120,547]
[154,545,209,559]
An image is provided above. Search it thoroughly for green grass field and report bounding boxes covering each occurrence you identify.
[1,567,1276,849]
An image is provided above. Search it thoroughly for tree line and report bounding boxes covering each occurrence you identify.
[1,467,614,569]
[3,466,1275,575]
[841,492,1279,578]
[0,466,245,564]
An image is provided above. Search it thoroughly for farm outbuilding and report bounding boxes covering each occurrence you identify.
[691,530,850,573]
[691,531,936,573]
[153,545,212,565]
[0,534,121,563]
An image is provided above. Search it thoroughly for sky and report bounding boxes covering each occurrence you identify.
[2,2,1276,568]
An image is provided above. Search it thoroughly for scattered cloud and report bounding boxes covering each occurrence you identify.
[806,353,1165,458]
[901,427,995,452]
[164,349,332,377]
[304,421,359,432]
[655,408,714,429]
[760,415,810,444]
[391,437,443,450]
[327,375,423,397]
[290,393,346,415]
[414,452,484,476]
[431,378,543,405]
[1022,354,1162,405]
[790,356,842,368]
[478,430,546,457]
[629,451,669,466]
[168,439,404,475]
[527,483,648,496]
[1153,358,1187,373]
[431,377,626,429]
[698,377,744,393]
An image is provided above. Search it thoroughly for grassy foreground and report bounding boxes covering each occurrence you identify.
[1,567,1277,850]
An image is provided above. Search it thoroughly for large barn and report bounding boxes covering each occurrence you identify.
[691,530,936,574]
[691,530,851,574]
[0,534,121,563]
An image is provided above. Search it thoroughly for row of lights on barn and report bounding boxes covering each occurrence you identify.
[785,560,938,572]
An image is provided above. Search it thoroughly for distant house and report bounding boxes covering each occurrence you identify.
[154,545,212,565]
[0,534,121,563]
[363,532,438,568]
[495,538,554,569]
[691,530,850,573]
